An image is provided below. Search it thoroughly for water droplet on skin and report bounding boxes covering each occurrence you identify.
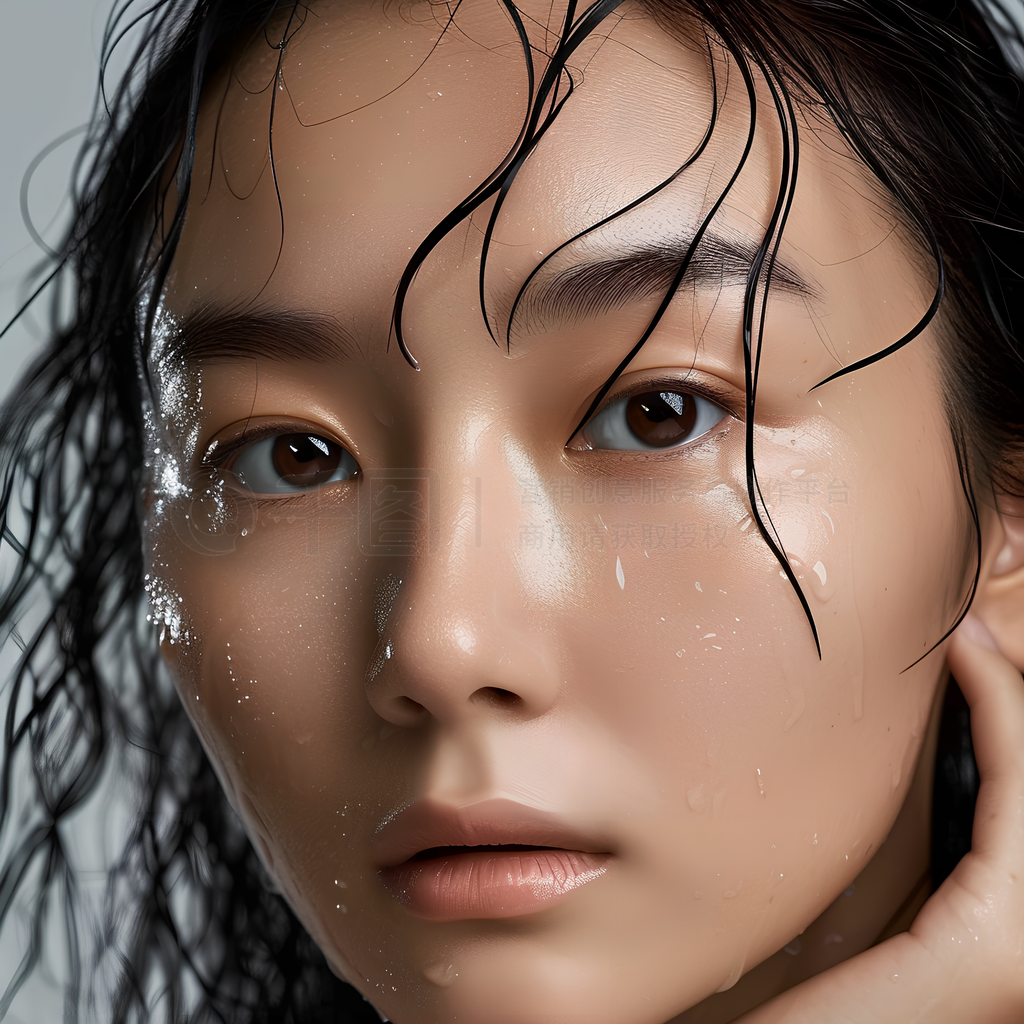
[694,581,702,592]
[844,883,856,896]
[693,890,704,900]
[423,963,457,987]
[784,938,802,956]
[615,556,625,590]
[757,768,766,798]
[812,560,827,585]
[715,960,744,992]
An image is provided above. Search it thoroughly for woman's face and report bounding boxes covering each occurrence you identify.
[145,3,968,1021]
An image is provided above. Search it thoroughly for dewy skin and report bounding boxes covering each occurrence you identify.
[139,2,974,1021]
[5,0,1024,1022]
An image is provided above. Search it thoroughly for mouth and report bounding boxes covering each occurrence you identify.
[373,800,612,921]
[410,843,558,859]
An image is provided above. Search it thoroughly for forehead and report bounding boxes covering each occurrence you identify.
[166,0,928,358]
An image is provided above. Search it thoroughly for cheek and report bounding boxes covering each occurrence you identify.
[558,498,887,828]
[140,382,962,1011]
[146,504,382,877]
[549,421,952,918]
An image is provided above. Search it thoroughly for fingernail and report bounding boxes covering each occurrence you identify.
[960,614,1000,651]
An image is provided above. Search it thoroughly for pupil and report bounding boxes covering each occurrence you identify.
[272,433,343,485]
[625,391,697,447]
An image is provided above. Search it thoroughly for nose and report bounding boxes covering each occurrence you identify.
[363,454,566,729]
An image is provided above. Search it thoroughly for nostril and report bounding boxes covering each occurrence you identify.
[471,686,521,710]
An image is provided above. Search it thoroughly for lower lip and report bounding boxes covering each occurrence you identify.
[378,849,610,921]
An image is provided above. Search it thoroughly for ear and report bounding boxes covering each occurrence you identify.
[972,495,1024,672]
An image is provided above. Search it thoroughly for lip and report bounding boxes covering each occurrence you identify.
[373,798,612,921]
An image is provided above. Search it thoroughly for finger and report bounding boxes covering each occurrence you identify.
[945,614,1024,866]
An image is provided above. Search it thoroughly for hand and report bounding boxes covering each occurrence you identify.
[736,616,1024,1024]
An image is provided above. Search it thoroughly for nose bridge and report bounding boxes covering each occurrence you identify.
[364,422,568,725]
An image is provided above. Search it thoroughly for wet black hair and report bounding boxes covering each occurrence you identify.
[0,0,1021,1019]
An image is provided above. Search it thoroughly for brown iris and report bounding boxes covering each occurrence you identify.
[624,390,697,448]
[271,434,346,487]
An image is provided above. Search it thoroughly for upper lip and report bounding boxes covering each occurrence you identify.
[372,798,612,868]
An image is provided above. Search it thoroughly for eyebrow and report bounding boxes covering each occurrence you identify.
[162,233,818,364]
[509,231,819,336]
[164,308,362,364]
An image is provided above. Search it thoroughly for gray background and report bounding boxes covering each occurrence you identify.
[0,0,115,401]
[0,4,128,1018]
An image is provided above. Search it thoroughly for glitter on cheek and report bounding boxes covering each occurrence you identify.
[143,571,191,647]
[148,379,203,502]
[138,303,206,650]
[142,302,207,502]
[142,302,255,556]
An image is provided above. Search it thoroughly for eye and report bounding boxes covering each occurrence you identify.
[579,388,727,451]
[229,433,359,493]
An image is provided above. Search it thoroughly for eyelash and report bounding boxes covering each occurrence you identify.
[571,374,738,452]
[203,424,296,468]
[200,372,736,486]
[202,423,358,497]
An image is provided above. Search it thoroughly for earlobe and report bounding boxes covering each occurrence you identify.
[972,495,1024,672]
